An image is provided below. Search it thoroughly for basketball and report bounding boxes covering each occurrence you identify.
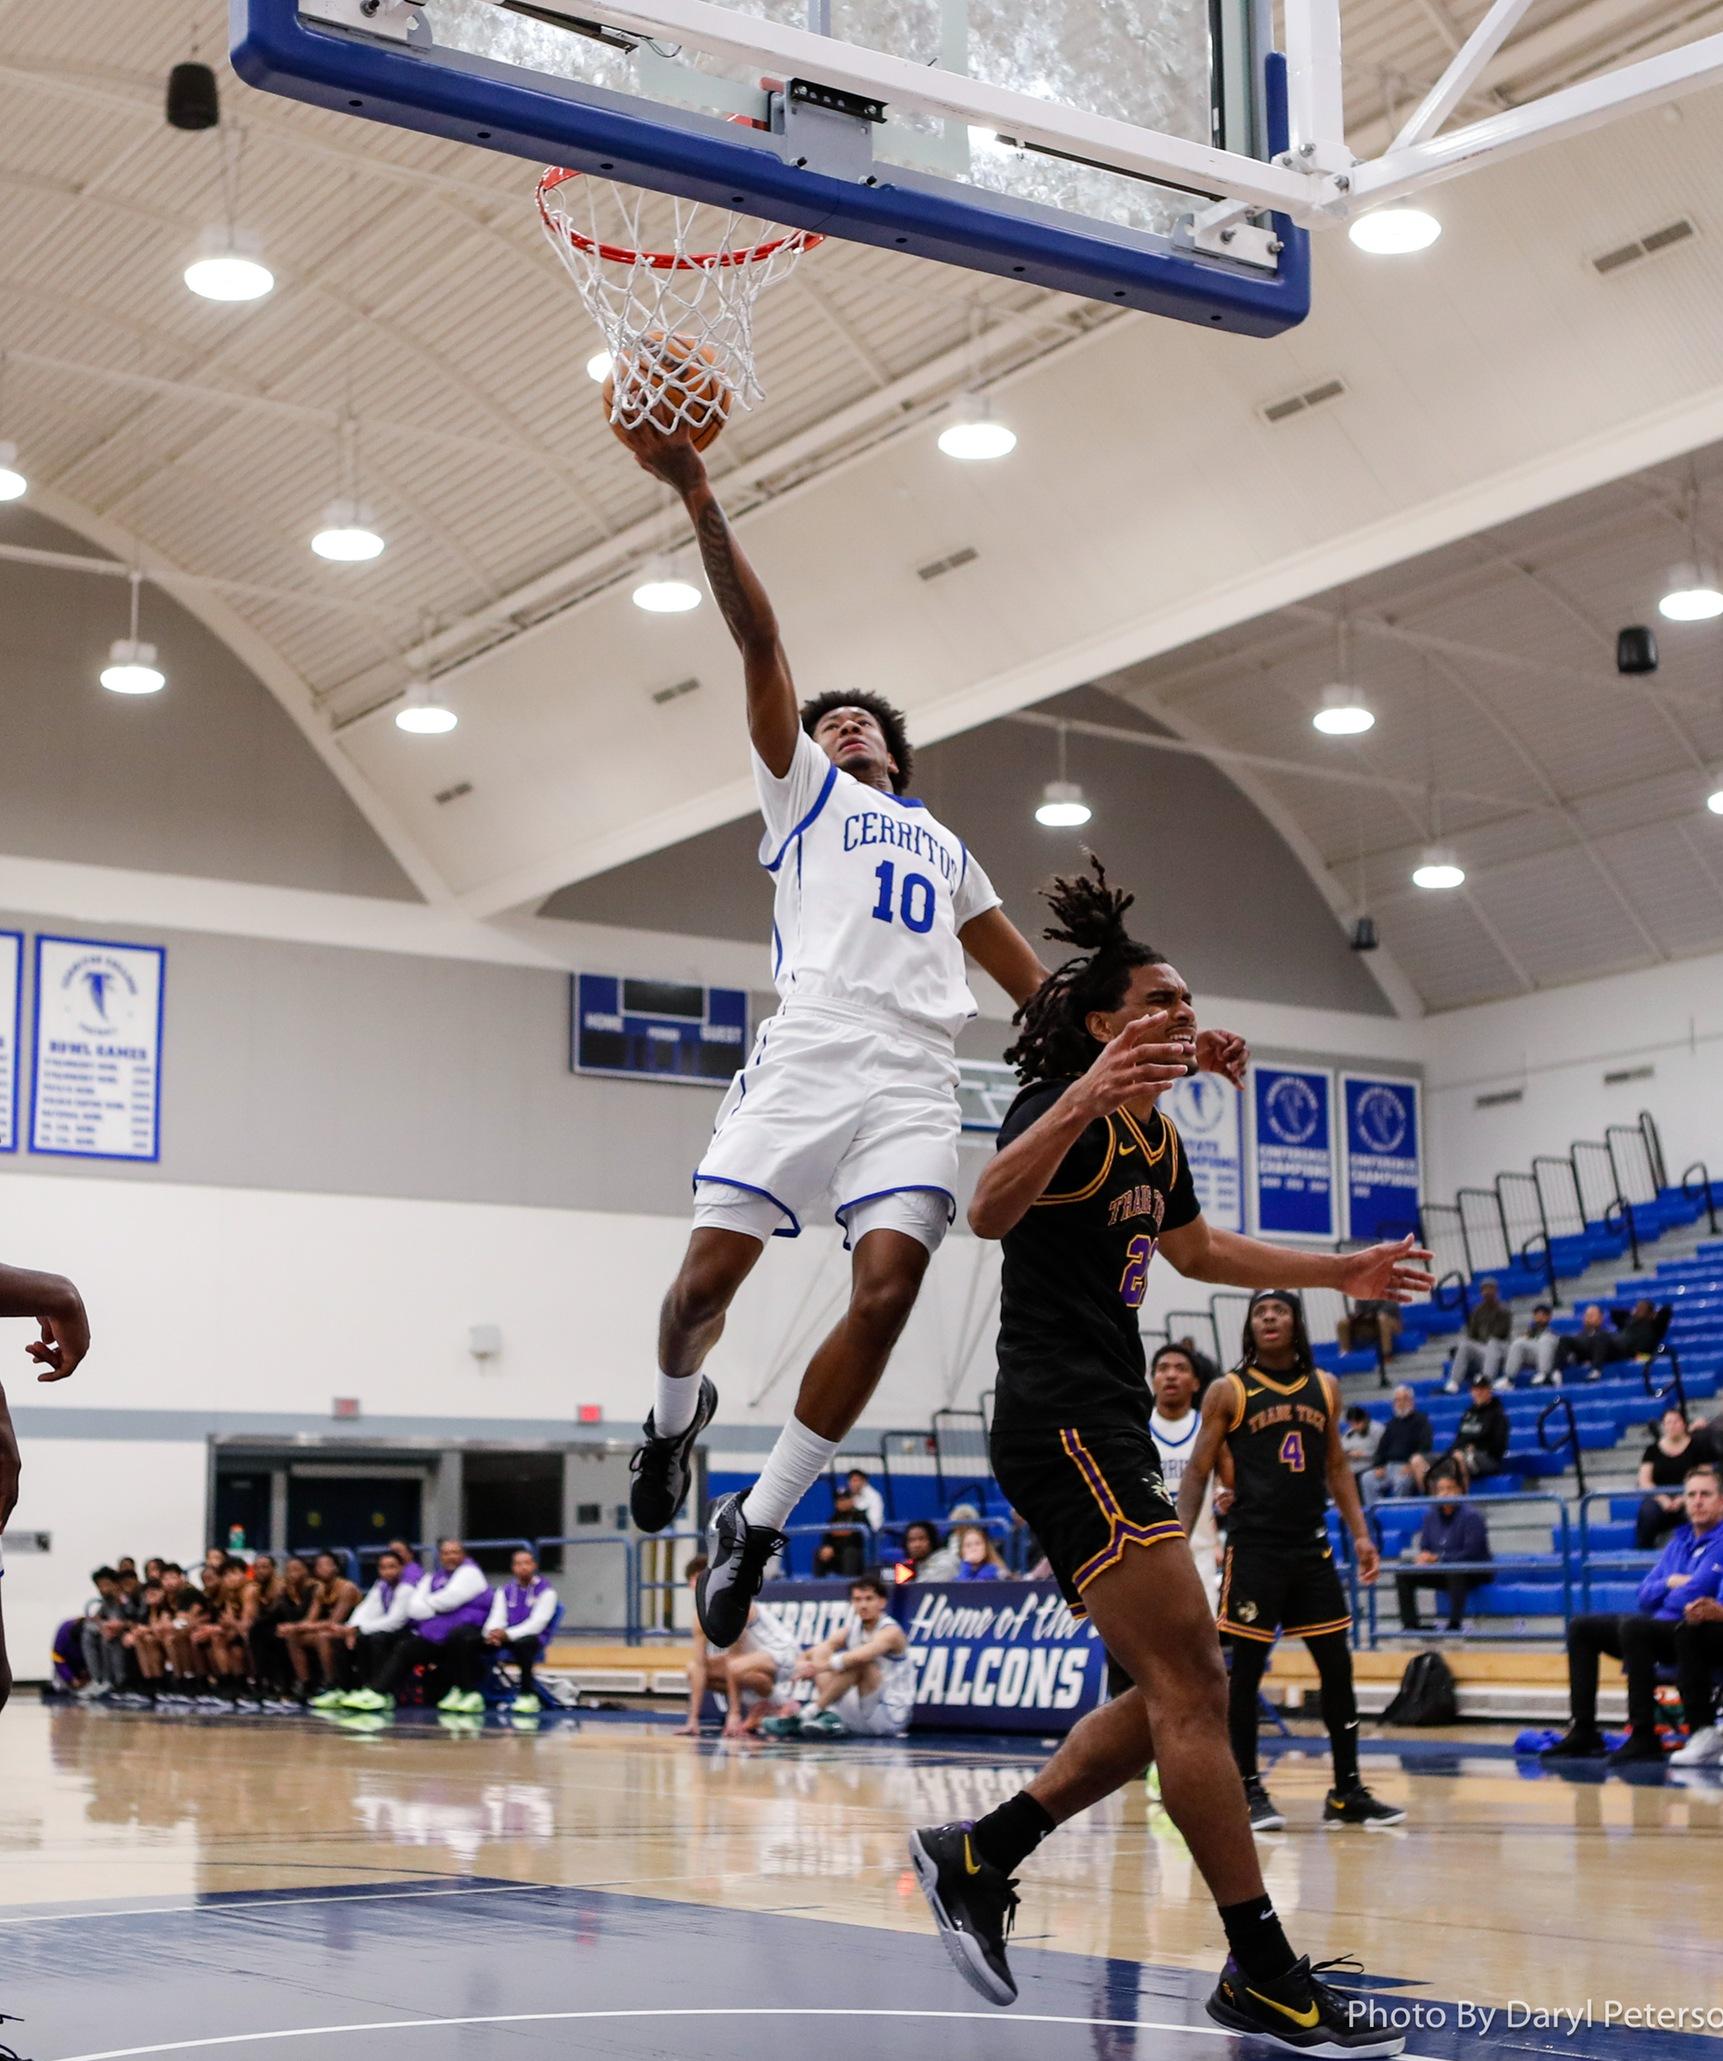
[602,329,730,450]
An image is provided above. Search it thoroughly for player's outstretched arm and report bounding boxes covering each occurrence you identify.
[1177,1380,1236,1537]
[0,1261,89,1384]
[614,423,799,777]
[1157,1221,1435,1301]
[959,908,1050,1010]
[968,1012,1195,1240]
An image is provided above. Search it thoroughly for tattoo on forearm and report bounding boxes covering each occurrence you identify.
[694,498,759,647]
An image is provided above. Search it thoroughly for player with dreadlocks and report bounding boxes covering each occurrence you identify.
[910,856,1432,2053]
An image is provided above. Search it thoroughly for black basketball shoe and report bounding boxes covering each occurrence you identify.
[908,1822,1020,2006]
[1322,1785,1407,1828]
[1245,1776,1287,1832]
[695,1491,786,1649]
[628,1376,718,1533]
[1207,1954,1404,2055]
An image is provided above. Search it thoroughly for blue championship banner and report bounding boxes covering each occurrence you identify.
[708,1581,1107,1734]
[1162,1070,1243,1233]
[1249,1064,1336,1240]
[0,930,19,1152]
[1341,1074,1422,1243]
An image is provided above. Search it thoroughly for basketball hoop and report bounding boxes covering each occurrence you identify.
[536,165,821,437]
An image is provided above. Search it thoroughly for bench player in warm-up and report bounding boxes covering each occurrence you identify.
[907,859,1430,2054]
[614,420,1251,1649]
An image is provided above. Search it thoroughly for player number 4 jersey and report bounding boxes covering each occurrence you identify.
[755,729,1000,1043]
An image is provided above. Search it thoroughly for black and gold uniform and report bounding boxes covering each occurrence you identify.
[1216,1359,1351,1642]
[988,1077,1201,1614]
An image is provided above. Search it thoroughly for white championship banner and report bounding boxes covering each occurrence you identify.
[30,935,166,1163]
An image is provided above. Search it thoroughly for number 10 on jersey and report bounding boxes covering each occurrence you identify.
[871,860,935,935]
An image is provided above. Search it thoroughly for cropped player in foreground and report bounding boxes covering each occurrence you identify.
[0,1259,92,1714]
[614,422,1246,1647]
[909,860,1432,2055]
[1180,1291,1405,1832]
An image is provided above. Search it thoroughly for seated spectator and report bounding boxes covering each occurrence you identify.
[1443,1278,1513,1392]
[79,1567,136,1700]
[315,1548,416,1711]
[1670,1586,1723,1767]
[1361,1385,1434,1506]
[117,1577,171,1706]
[679,1554,800,1737]
[364,1537,491,1715]
[1394,1471,1491,1633]
[1637,1407,1707,1550]
[952,1524,1005,1582]
[483,1548,561,1715]
[1504,1304,1559,1388]
[1544,1464,1723,1763]
[814,1491,867,1579]
[190,1559,257,1706]
[766,1575,914,1739]
[845,1469,885,1535]
[1437,1373,1511,1486]
[384,1536,426,1586]
[196,1545,228,1596]
[157,1565,211,1701]
[1340,1406,1380,1476]
[1551,1301,1666,1382]
[1336,1299,1401,1363]
[253,1555,315,1703]
[898,1520,948,1582]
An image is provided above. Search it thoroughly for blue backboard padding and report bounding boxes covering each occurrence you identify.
[232,0,1309,333]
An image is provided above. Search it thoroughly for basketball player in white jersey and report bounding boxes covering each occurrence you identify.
[1148,1343,1220,1613]
[0,1259,92,1714]
[766,1574,915,1739]
[617,422,1245,1649]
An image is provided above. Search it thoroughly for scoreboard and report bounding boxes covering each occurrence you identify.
[571,974,748,1086]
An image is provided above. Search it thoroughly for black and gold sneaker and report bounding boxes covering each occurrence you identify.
[908,1821,1021,2006]
[1322,1784,1407,1827]
[1207,1954,1405,2055]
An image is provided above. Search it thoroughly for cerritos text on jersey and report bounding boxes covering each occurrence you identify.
[841,806,963,882]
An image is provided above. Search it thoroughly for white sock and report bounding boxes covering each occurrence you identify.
[739,1416,840,1532]
[654,1371,701,1438]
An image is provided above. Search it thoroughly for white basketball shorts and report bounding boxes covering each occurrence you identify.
[829,1681,913,1737]
[693,996,960,1252]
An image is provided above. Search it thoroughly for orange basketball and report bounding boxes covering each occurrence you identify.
[602,329,730,451]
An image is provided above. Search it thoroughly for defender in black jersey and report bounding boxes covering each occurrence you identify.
[1181,1290,1406,1833]
[908,859,1431,2055]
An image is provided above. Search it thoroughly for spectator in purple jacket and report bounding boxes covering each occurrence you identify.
[1543,1465,1723,1763]
[1394,1472,1491,1632]
[361,1538,491,1715]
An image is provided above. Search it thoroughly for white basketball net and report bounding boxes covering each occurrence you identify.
[537,168,820,434]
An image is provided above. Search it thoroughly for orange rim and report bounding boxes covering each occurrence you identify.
[536,164,823,272]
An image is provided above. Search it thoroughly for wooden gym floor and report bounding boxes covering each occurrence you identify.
[2,1700,1720,2061]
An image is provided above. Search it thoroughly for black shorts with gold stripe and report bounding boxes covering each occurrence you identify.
[990,1420,1184,1616]
[1218,1536,1352,1643]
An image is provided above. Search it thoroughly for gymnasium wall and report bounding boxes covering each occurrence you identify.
[1422,947,1723,1198]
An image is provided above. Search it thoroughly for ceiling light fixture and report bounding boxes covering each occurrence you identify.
[0,440,24,502]
[312,497,385,562]
[395,681,458,735]
[101,571,166,695]
[184,229,274,302]
[1659,577,1723,622]
[586,349,613,384]
[1707,778,1723,816]
[1034,724,1092,826]
[938,391,1016,461]
[1412,846,1465,890]
[632,557,702,613]
[1314,687,1375,734]
[1348,207,1442,255]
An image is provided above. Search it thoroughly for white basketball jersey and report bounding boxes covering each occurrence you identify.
[1151,1406,1218,1569]
[754,730,1000,1042]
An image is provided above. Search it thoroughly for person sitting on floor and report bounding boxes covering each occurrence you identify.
[1362,1385,1434,1506]
[1444,1279,1513,1392]
[763,1575,915,1740]
[1394,1471,1491,1633]
[483,1547,561,1715]
[1543,1464,1723,1764]
[679,1554,801,1737]
[1437,1373,1510,1486]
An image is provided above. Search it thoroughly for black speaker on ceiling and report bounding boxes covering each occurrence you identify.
[167,61,220,132]
[1349,916,1380,953]
[1617,625,1659,675]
